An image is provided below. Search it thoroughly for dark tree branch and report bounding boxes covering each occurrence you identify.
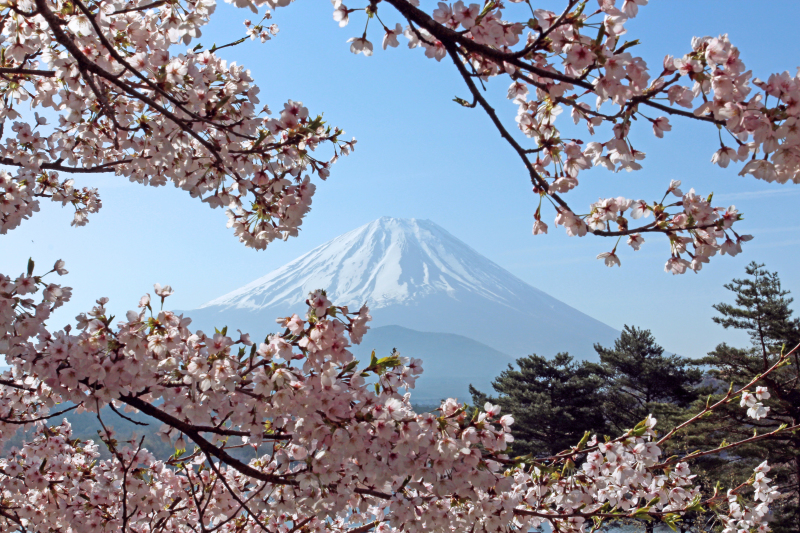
[0,68,56,76]
[0,404,78,425]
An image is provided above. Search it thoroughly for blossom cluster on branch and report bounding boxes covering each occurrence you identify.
[0,260,795,532]
[0,0,798,531]
[327,0,800,272]
[0,0,354,248]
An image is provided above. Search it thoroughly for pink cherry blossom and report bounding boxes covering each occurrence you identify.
[597,251,621,267]
[665,256,691,275]
[651,117,671,138]
[383,23,403,49]
[532,219,548,235]
[627,234,644,250]
[0,3,795,532]
[711,146,738,168]
[348,36,374,56]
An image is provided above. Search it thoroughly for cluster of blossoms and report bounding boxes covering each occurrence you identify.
[0,259,791,532]
[0,0,796,531]
[0,0,354,248]
[325,0,800,272]
[584,180,751,273]
[741,386,772,420]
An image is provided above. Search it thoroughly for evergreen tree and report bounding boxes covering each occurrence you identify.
[685,262,800,533]
[591,325,703,433]
[470,353,607,456]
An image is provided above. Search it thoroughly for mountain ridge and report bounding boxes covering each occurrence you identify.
[186,217,618,359]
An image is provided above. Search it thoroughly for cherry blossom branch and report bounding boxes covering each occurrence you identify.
[118,394,383,500]
[0,403,78,424]
[72,0,239,132]
[637,97,722,125]
[0,68,55,76]
[120,395,298,485]
[656,342,798,446]
[326,0,781,270]
[34,0,223,161]
[654,422,800,469]
[112,0,167,14]
[0,509,25,530]
[382,0,594,89]
[514,0,580,58]
[108,403,148,426]
[202,450,271,532]
[288,516,315,533]
[345,521,379,533]
[444,43,564,204]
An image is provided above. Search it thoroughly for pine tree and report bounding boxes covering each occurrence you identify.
[588,328,705,533]
[685,262,800,533]
[591,326,703,433]
[470,353,607,456]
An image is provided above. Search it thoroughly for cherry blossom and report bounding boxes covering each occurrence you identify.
[321,0,800,272]
[383,23,403,49]
[348,36,374,56]
[0,1,798,532]
[0,258,794,532]
[597,250,621,267]
[0,0,354,250]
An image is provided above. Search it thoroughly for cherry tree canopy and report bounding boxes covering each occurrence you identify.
[0,1,799,532]
[332,0,800,272]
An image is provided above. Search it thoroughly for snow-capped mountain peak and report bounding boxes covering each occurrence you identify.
[193,217,617,359]
[201,217,532,311]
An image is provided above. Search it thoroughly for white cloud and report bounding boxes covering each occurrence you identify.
[715,188,800,202]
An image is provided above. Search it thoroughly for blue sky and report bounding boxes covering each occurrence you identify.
[2,1,800,359]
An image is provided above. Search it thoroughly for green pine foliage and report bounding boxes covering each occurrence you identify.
[470,353,607,456]
[471,329,705,532]
[591,325,703,434]
[679,262,800,533]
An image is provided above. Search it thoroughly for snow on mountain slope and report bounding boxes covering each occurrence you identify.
[188,217,618,358]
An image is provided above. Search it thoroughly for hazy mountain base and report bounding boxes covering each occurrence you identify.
[350,325,518,403]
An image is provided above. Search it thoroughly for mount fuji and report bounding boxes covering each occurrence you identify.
[185,217,618,402]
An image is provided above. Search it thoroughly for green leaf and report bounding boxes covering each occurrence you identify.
[213,95,232,113]
[630,418,649,437]
[594,23,606,46]
[575,430,591,451]
[614,39,640,54]
[662,513,682,532]
[684,494,704,513]
[631,507,653,521]
[27,257,34,276]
